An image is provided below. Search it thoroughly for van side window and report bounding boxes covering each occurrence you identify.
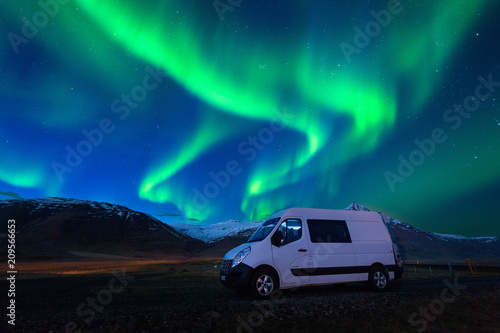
[277,219,302,245]
[307,219,352,243]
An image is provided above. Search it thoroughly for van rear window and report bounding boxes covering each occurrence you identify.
[307,219,351,243]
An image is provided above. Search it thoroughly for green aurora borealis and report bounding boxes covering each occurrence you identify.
[1,0,500,236]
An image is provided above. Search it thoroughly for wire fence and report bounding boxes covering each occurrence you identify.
[466,258,500,276]
[402,259,500,278]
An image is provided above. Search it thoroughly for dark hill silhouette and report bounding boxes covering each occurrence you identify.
[0,197,204,260]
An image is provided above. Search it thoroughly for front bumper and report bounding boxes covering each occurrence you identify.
[220,262,254,291]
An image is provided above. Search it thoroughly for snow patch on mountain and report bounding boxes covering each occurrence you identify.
[344,202,371,212]
[171,219,262,243]
[345,202,498,243]
[169,202,498,244]
[432,232,497,242]
[1,197,187,239]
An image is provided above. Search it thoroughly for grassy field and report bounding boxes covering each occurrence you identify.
[3,259,500,332]
[15,258,500,280]
[14,258,223,279]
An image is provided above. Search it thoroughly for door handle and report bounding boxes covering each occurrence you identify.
[298,248,307,252]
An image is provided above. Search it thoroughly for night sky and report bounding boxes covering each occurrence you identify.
[2,0,500,236]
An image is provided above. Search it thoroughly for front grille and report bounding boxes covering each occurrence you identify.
[221,259,232,273]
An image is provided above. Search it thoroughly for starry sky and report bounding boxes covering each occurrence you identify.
[1,0,500,236]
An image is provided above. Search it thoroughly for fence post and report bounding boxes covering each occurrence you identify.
[467,258,474,276]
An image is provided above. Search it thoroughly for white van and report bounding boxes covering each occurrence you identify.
[220,208,404,298]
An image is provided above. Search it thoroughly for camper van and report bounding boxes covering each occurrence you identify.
[220,208,404,298]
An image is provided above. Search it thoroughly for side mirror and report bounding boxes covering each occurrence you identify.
[271,230,284,247]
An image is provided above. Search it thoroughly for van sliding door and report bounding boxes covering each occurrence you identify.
[306,219,358,284]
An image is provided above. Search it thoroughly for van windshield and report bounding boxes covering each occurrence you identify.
[248,217,280,242]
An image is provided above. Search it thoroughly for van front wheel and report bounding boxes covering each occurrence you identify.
[368,266,389,291]
[250,268,279,299]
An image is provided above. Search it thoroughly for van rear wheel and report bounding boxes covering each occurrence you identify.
[250,268,279,299]
[368,266,389,291]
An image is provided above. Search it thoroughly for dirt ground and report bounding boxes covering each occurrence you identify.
[2,259,500,332]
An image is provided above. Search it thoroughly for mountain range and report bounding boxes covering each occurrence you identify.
[1,198,499,263]
[0,197,204,260]
[173,202,500,262]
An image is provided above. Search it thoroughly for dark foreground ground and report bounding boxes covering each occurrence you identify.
[2,259,500,332]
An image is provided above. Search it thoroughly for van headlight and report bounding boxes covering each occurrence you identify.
[232,246,251,268]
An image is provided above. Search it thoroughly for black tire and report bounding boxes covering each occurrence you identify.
[250,268,279,299]
[368,266,389,291]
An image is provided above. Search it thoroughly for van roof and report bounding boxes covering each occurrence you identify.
[270,207,381,221]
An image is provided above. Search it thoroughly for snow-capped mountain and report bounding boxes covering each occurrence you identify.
[346,202,499,261]
[4,197,185,235]
[0,197,203,259]
[171,219,263,243]
[170,203,500,262]
[170,202,384,243]
[170,202,498,245]
[347,201,496,241]
[2,198,498,262]
[170,203,374,243]
[344,202,371,212]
